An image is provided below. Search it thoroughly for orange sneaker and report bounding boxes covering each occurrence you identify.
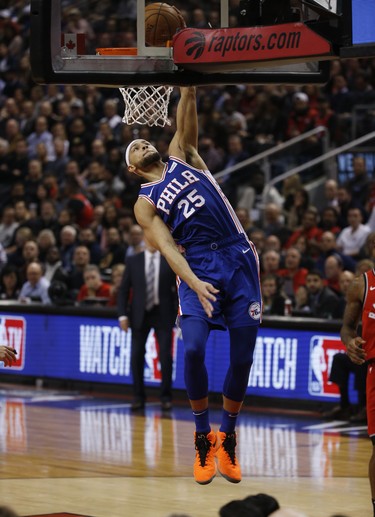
[193,430,217,485]
[215,431,241,483]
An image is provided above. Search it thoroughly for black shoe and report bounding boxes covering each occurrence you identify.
[161,400,172,411]
[349,407,367,423]
[130,399,145,411]
[322,405,352,420]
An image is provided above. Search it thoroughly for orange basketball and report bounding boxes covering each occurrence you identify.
[145,3,186,47]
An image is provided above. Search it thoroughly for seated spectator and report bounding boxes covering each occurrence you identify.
[18,261,51,304]
[0,264,20,300]
[78,227,102,265]
[125,224,145,258]
[107,263,126,307]
[76,264,111,305]
[235,207,253,234]
[247,228,266,256]
[261,249,281,277]
[346,154,371,212]
[319,206,342,235]
[18,239,40,283]
[335,270,355,319]
[0,205,19,249]
[66,245,91,300]
[99,226,127,273]
[6,226,34,267]
[261,274,287,316]
[63,177,94,229]
[263,203,291,246]
[336,184,366,229]
[285,207,323,250]
[293,235,316,270]
[322,178,339,210]
[315,231,356,273]
[43,245,68,285]
[336,207,371,259]
[357,231,375,261]
[304,269,340,319]
[36,228,56,262]
[264,234,282,253]
[59,224,78,272]
[324,254,344,295]
[284,187,310,230]
[277,247,308,302]
[293,285,310,315]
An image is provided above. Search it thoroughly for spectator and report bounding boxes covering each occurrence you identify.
[18,261,51,304]
[264,234,282,253]
[0,263,20,300]
[6,226,33,267]
[285,187,310,230]
[107,262,126,307]
[66,244,91,299]
[335,269,355,320]
[125,223,145,258]
[78,227,102,265]
[59,224,78,272]
[263,203,291,246]
[304,269,340,319]
[0,205,18,248]
[315,231,356,274]
[319,206,342,235]
[346,155,371,211]
[293,285,310,315]
[63,177,94,229]
[285,207,323,250]
[234,207,253,234]
[322,178,339,210]
[43,245,68,285]
[26,115,54,161]
[277,247,308,303]
[247,228,266,257]
[76,263,111,304]
[261,249,281,277]
[99,226,127,273]
[18,238,39,283]
[324,254,344,295]
[336,207,371,259]
[261,274,287,316]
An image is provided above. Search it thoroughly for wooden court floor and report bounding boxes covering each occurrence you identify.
[0,382,371,517]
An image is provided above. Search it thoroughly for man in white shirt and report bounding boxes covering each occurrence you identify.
[18,261,51,304]
[336,207,371,258]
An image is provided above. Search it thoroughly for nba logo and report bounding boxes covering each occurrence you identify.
[144,328,178,383]
[0,316,26,371]
[308,335,346,396]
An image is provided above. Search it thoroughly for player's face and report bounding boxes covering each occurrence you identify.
[129,140,160,169]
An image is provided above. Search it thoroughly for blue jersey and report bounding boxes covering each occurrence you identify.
[138,157,244,248]
[138,156,261,329]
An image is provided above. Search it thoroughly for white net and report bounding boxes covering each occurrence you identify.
[119,85,173,127]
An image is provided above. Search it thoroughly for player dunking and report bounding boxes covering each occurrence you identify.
[125,87,261,485]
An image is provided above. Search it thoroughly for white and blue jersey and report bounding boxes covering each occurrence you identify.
[139,157,261,329]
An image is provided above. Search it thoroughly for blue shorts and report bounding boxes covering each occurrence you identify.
[178,234,262,330]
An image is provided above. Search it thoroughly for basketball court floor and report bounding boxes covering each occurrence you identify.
[0,382,370,517]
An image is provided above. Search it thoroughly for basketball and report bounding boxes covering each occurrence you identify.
[145,3,186,47]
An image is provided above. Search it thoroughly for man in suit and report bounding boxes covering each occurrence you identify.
[117,240,178,411]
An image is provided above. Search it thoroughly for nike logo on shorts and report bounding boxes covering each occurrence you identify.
[242,248,251,254]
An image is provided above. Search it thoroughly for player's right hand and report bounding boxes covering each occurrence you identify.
[347,336,366,364]
[0,345,17,367]
[193,280,219,318]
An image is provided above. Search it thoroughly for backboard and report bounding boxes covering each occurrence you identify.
[30,0,375,87]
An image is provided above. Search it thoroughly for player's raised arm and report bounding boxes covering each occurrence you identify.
[169,87,207,170]
[134,198,218,318]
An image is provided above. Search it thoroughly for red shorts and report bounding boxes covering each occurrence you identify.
[367,362,375,436]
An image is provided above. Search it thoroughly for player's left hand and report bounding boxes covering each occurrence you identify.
[192,280,219,318]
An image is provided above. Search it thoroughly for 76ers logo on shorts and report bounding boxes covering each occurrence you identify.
[308,335,346,396]
[248,302,261,320]
[0,316,26,370]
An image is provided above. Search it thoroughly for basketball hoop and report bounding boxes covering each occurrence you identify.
[119,85,173,127]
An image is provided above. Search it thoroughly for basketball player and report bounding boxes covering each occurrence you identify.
[125,87,261,485]
[0,346,17,366]
[340,233,375,515]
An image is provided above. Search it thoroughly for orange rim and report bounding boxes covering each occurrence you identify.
[96,47,138,56]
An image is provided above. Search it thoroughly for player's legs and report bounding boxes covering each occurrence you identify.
[179,315,217,484]
[366,363,375,514]
[215,325,258,483]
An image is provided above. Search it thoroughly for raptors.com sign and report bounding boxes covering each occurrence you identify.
[0,316,26,370]
[308,335,346,397]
